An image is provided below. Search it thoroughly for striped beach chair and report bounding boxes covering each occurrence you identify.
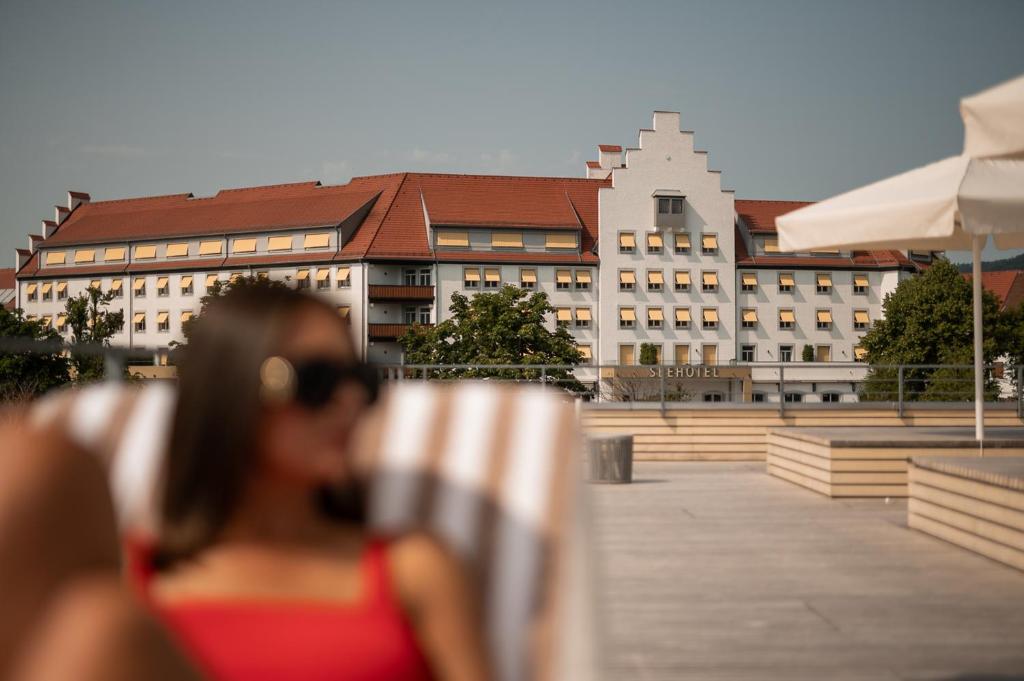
[30,380,601,681]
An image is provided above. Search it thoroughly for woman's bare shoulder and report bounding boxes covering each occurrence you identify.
[385,532,470,604]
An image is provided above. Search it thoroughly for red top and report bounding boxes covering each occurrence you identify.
[135,539,434,681]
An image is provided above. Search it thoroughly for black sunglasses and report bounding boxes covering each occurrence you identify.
[259,356,380,410]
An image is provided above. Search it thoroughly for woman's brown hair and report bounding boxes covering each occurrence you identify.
[155,280,363,568]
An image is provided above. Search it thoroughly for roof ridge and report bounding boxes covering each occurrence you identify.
[378,171,603,183]
[87,193,194,206]
[736,198,814,204]
[214,180,322,195]
[363,174,410,257]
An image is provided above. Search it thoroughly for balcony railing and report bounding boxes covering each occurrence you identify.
[367,323,433,341]
[367,285,435,302]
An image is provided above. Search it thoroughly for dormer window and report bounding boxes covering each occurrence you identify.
[657,198,683,214]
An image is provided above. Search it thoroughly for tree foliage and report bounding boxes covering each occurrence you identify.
[0,307,70,401]
[801,344,814,362]
[639,343,659,366]
[399,285,585,392]
[65,286,125,382]
[859,258,1012,401]
[176,275,291,348]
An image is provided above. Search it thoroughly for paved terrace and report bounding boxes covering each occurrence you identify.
[591,462,1024,681]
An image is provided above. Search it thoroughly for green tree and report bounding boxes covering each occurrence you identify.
[0,308,70,401]
[399,285,584,392]
[65,286,125,382]
[176,275,291,348]
[859,258,1008,401]
[639,343,660,366]
[801,344,814,362]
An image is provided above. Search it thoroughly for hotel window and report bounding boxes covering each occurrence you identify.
[437,231,469,248]
[650,344,664,364]
[741,309,758,329]
[403,306,418,324]
[646,232,663,254]
[701,233,718,255]
[545,233,576,250]
[658,197,683,214]
[674,344,690,365]
[853,273,869,295]
[764,237,780,254]
[555,308,571,327]
[134,245,157,260]
[853,310,870,330]
[647,307,663,329]
[674,232,691,254]
[701,271,718,292]
[575,270,591,291]
[198,240,223,256]
[403,269,417,286]
[230,272,242,284]
[618,344,635,366]
[815,345,832,362]
[674,307,691,329]
[520,268,536,290]
[619,307,636,329]
[618,231,636,254]
[88,280,101,293]
[337,266,351,288]
[618,269,635,292]
[316,268,331,290]
[783,393,804,403]
[702,344,718,366]
[104,247,126,262]
[556,269,572,290]
[673,270,690,292]
[741,344,755,362]
[493,232,524,249]
[40,315,52,329]
[463,268,480,289]
[780,345,794,362]
[575,307,591,328]
[256,271,269,280]
[268,235,293,252]
[205,274,220,290]
[156,277,169,297]
[110,279,123,298]
[418,306,431,325]
[75,249,96,263]
[337,306,351,320]
[703,392,724,403]
[133,312,146,333]
[26,283,37,302]
[304,233,330,249]
[232,238,257,254]
[578,344,593,364]
[484,268,501,289]
[816,309,833,330]
[56,314,68,332]
[41,283,52,301]
[57,281,69,300]
[702,307,718,329]
[44,251,66,265]
[779,309,795,329]
[741,272,757,292]
[180,275,194,296]
[855,346,868,361]
[816,273,832,294]
[751,392,766,403]
[647,270,664,292]
[419,268,431,286]
[822,392,841,403]
[778,272,794,293]
[295,269,311,290]
[156,312,170,333]
[180,310,194,325]
[166,243,189,258]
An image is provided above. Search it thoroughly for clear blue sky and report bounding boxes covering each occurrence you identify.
[2,0,1022,263]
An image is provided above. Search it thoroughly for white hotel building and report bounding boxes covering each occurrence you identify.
[12,112,927,401]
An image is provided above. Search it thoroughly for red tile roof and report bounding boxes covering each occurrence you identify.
[42,182,380,246]
[963,270,1024,311]
[586,161,602,169]
[598,145,622,152]
[735,199,915,270]
[0,267,14,290]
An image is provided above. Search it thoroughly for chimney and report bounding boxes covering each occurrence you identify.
[28,234,44,253]
[55,205,70,224]
[42,220,58,239]
[16,249,31,270]
[68,190,90,212]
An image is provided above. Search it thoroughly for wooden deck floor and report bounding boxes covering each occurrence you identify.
[590,462,1024,680]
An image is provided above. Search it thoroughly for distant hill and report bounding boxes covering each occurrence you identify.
[955,252,1024,273]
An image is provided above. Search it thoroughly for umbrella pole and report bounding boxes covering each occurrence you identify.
[971,234,985,444]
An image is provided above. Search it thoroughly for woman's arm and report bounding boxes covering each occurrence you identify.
[390,534,490,681]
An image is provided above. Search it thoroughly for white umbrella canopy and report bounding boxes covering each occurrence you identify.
[776,74,1024,442]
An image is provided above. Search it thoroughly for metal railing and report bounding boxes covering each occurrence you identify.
[0,337,1021,418]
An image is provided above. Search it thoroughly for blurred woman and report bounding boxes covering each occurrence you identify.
[139,283,488,681]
